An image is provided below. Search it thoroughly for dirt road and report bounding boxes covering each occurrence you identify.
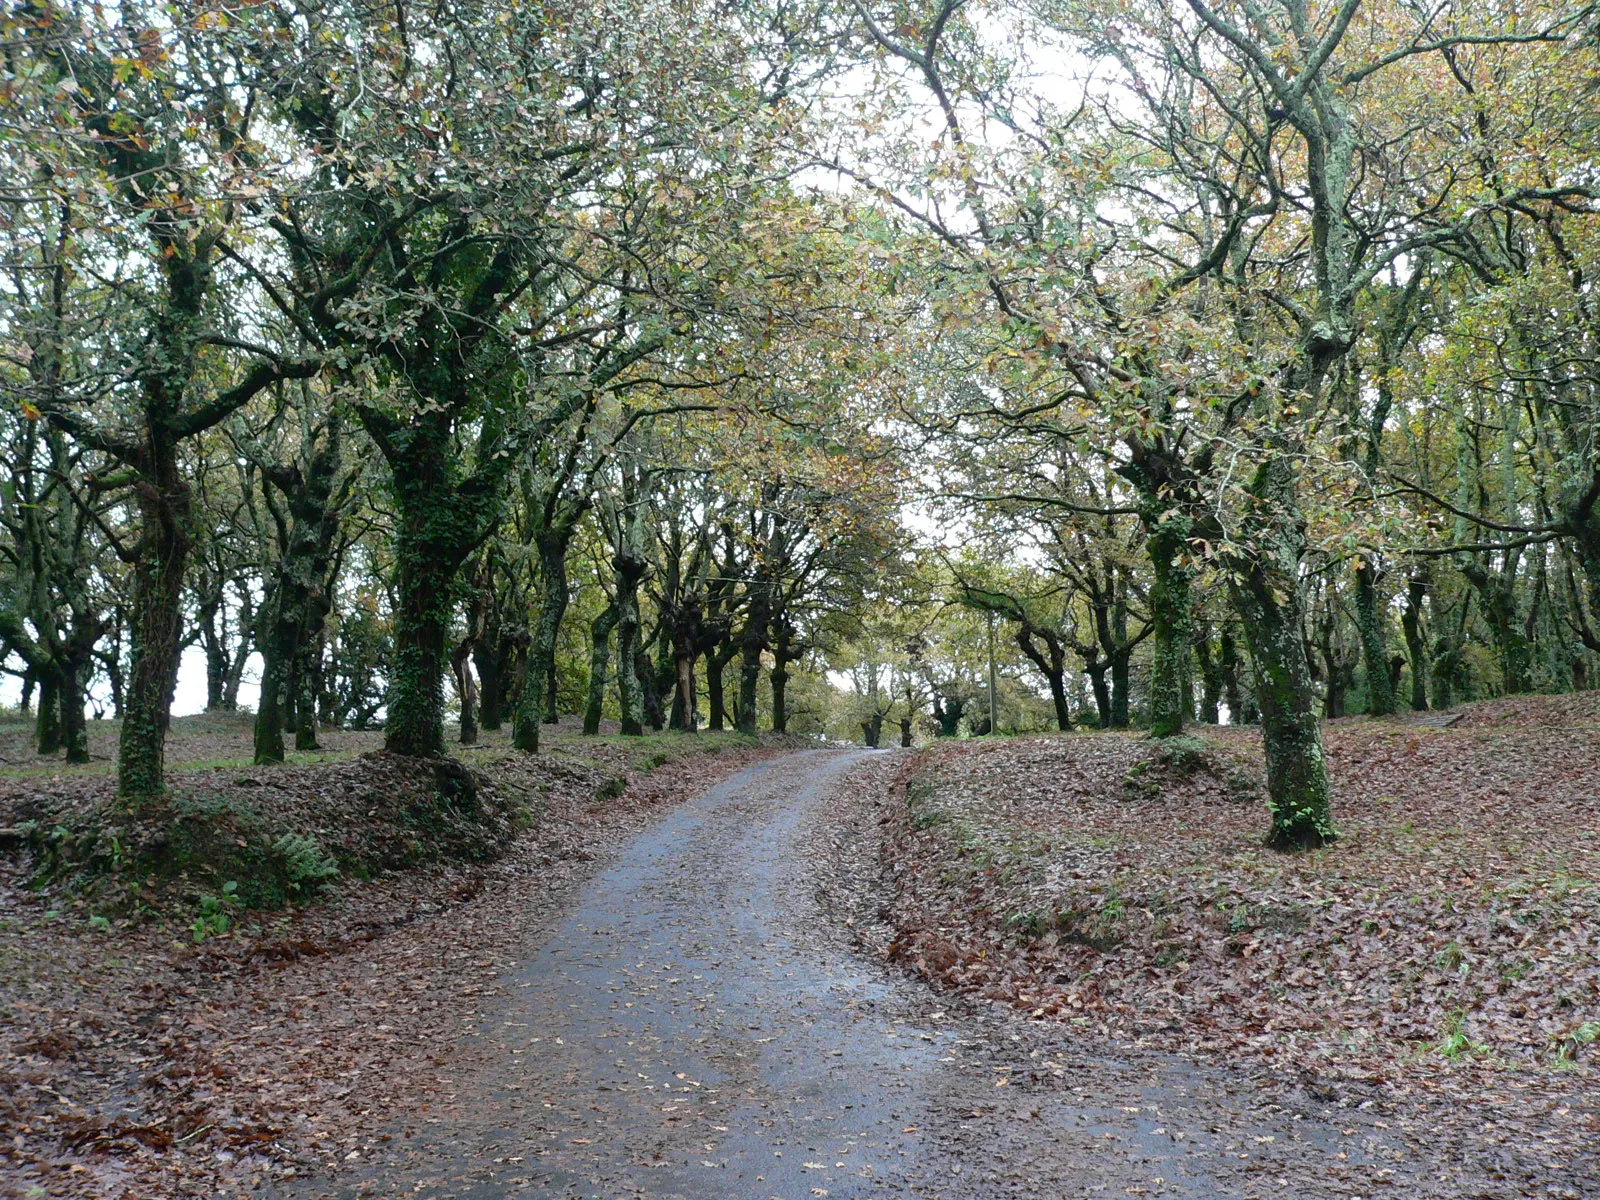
[277,750,1468,1200]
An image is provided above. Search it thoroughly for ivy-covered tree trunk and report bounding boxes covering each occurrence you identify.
[1460,558,1532,695]
[1146,521,1192,737]
[1400,574,1430,711]
[1227,456,1335,849]
[119,450,192,808]
[583,602,619,736]
[1355,560,1397,716]
[513,531,573,754]
[373,408,507,758]
[387,545,456,758]
[382,440,480,757]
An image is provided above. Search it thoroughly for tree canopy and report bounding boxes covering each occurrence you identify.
[3,0,1598,849]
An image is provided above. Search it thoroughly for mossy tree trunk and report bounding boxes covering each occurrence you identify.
[1400,572,1430,710]
[639,639,667,731]
[705,640,737,731]
[1460,557,1532,695]
[1146,520,1193,737]
[377,416,503,759]
[1014,625,1072,731]
[1355,560,1397,716]
[736,610,768,736]
[583,601,619,735]
[60,656,89,764]
[613,549,648,738]
[736,567,774,736]
[514,529,575,753]
[118,441,193,807]
[387,544,457,759]
[294,640,324,752]
[253,415,345,765]
[35,672,62,756]
[1227,454,1335,849]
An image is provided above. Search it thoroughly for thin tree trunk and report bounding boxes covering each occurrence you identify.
[1401,573,1430,711]
[452,638,479,745]
[614,563,646,738]
[677,651,699,732]
[1195,626,1223,724]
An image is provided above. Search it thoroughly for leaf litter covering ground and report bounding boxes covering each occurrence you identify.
[881,693,1599,1186]
[0,718,793,1199]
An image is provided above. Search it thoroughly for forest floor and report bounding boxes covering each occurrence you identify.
[881,691,1600,1196]
[0,713,793,1199]
[1,697,1595,1199]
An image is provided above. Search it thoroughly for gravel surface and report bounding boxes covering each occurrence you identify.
[249,747,1553,1200]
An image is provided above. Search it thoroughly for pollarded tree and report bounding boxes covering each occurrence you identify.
[10,2,324,804]
[254,0,841,757]
[847,0,1595,846]
[230,385,367,764]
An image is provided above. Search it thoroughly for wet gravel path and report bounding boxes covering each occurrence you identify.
[281,749,1466,1200]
